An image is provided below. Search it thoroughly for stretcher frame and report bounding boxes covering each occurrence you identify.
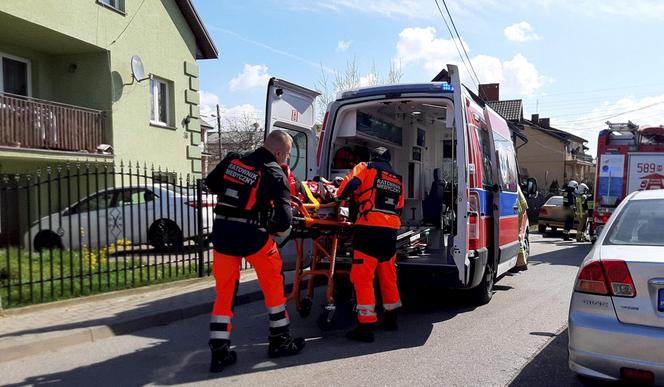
[287,197,353,326]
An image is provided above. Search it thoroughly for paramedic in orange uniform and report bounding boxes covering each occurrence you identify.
[338,146,405,343]
[204,130,304,373]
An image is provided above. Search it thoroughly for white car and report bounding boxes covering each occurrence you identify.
[568,189,664,384]
[25,185,216,252]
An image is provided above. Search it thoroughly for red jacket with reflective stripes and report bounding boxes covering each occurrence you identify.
[338,162,404,230]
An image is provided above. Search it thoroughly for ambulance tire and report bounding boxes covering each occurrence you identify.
[470,261,494,305]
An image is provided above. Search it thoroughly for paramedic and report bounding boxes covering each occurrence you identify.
[204,130,305,373]
[562,180,578,241]
[338,146,405,343]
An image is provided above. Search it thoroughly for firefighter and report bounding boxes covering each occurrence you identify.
[204,130,304,373]
[562,180,578,241]
[584,189,595,240]
[575,183,590,242]
[514,185,529,270]
[338,146,405,343]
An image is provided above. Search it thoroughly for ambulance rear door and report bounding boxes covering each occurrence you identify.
[265,78,320,181]
[264,78,320,269]
[449,65,470,286]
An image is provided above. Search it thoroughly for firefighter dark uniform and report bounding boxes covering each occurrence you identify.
[584,193,594,239]
[338,147,404,343]
[205,146,304,373]
[562,183,577,241]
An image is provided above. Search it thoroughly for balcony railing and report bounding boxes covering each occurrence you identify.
[0,92,105,153]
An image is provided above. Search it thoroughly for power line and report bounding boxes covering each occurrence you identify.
[439,0,481,86]
[109,0,148,46]
[432,0,479,89]
[553,100,664,125]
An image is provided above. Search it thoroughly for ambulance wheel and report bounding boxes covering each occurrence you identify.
[470,262,494,305]
[298,298,313,318]
[316,307,337,331]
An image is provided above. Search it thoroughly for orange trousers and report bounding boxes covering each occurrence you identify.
[350,250,402,324]
[210,238,290,342]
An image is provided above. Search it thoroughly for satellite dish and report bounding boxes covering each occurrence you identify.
[131,55,148,82]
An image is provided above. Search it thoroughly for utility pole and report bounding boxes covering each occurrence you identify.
[216,104,222,161]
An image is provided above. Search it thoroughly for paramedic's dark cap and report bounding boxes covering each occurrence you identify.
[370,146,391,162]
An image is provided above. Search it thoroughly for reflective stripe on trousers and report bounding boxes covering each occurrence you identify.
[211,238,288,339]
[351,251,401,324]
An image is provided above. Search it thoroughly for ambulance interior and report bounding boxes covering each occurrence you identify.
[328,100,458,264]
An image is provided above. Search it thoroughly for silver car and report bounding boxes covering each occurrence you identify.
[25,185,216,252]
[568,189,664,384]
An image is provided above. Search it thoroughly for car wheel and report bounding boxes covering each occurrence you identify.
[550,227,558,232]
[537,224,547,234]
[148,219,183,253]
[34,230,63,252]
[470,260,494,305]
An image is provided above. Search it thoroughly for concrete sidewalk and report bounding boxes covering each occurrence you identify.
[0,270,294,363]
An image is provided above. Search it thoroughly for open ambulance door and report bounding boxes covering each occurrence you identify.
[265,78,320,181]
[484,108,520,277]
[264,78,320,269]
[448,64,470,286]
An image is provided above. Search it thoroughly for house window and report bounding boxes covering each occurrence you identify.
[97,0,124,12]
[150,77,173,127]
[0,53,31,96]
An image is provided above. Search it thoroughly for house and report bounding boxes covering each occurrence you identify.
[0,0,217,244]
[518,114,595,190]
[479,84,594,190]
[0,0,218,176]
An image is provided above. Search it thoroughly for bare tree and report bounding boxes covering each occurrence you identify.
[314,58,403,123]
[205,112,263,168]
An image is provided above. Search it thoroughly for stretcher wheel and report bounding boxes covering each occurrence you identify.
[298,298,313,318]
[316,305,337,331]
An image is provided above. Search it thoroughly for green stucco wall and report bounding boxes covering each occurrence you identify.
[0,0,205,176]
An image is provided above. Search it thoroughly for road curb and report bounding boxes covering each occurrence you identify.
[0,282,295,363]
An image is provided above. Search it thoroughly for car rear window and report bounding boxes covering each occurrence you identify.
[604,199,664,246]
[545,196,563,206]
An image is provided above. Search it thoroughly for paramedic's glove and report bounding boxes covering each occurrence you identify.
[273,227,292,238]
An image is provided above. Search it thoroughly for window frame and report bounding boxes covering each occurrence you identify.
[150,76,173,128]
[0,52,32,97]
[96,0,125,14]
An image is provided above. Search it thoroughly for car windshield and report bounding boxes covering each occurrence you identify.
[604,199,664,246]
[545,196,563,206]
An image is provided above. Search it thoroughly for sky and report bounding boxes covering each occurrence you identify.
[192,0,664,156]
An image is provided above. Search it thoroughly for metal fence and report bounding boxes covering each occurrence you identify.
[0,162,246,308]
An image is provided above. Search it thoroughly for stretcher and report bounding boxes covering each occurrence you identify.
[285,194,434,329]
[287,196,353,329]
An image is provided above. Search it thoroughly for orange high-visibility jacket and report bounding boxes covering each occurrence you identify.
[338,162,405,229]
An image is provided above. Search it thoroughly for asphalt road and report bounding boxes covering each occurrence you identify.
[0,234,594,387]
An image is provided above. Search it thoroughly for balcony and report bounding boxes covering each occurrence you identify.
[0,92,105,153]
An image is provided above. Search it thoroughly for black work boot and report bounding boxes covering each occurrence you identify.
[346,323,376,343]
[381,310,399,331]
[209,341,237,373]
[267,333,306,358]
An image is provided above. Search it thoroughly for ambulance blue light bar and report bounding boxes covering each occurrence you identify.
[340,82,454,100]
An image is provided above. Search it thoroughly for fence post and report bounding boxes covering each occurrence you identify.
[196,179,205,277]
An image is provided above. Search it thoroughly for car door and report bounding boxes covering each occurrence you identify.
[68,190,117,250]
[484,107,520,276]
[116,188,156,246]
[265,78,320,269]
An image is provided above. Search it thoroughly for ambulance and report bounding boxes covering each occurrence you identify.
[264,64,536,304]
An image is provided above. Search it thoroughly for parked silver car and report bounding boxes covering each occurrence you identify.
[25,185,216,252]
[568,189,664,384]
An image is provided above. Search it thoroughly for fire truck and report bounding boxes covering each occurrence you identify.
[593,121,664,238]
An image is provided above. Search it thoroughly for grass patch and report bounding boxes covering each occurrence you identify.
[0,247,208,309]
